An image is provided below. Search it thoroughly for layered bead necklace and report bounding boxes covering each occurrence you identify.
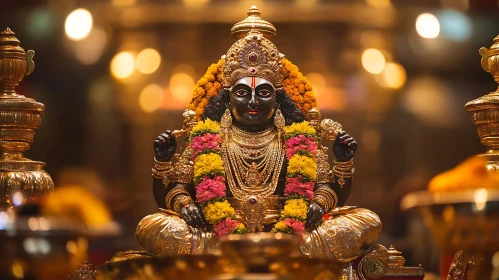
[222,125,285,232]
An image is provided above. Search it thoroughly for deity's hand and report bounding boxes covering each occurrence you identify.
[333,133,357,162]
[305,201,325,231]
[180,204,210,230]
[154,130,177,162]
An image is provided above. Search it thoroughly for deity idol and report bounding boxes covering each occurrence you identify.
[136,6,381,261]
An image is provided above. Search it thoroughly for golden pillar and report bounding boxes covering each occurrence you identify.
[0,27,53,207]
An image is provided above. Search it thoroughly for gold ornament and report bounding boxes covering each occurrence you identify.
[221,109,232,131]
[0,28,53,207]
[333,159,355,188]
[222,126,285,232]
[274,109,285,130]
[222,7,284,88]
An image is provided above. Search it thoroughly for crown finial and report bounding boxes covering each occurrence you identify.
[230,6,277,39]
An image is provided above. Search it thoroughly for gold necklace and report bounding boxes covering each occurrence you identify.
[222,126,285,232]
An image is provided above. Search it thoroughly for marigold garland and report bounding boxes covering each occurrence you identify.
[190,119,249,236]
[187,58,318,120]
[271,121,318,235]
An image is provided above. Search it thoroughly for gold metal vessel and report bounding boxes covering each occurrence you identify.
[0,27,53,208]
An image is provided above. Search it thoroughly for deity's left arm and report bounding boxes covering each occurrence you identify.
[313,143,355,211]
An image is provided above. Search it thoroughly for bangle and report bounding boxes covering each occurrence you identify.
[312,195,330,212]
[314,187,338,212]
[165,186,190,210]
[152,157,174,181]
[333,159,354,188]
[173,195,194,213]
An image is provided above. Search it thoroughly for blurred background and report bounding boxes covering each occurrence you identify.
[1,0,499,276]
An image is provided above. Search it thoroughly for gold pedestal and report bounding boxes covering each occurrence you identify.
[0,27,53,208]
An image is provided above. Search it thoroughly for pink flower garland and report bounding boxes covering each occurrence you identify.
[284,175,314,200]
[195,176,226,203]
[285,135,317,159]
[190,125,248,236]
[190,133,222,159]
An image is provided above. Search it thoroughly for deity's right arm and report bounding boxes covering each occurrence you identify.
[151,143,196,211]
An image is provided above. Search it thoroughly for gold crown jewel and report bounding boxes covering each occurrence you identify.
[222,6,285,88]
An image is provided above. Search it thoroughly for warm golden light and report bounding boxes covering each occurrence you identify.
[112,0,136,6]
[65,9,93,41]
[110,52,135,79]
[139,84,164,113]
[183,0,209,6]
[366,0,391,7]
[377,62,407,89]
[474,188,488,211]
[416,13,440,39]
[136,48,161,74]
[361,48,386,74]
[170,72,195,104]
[12,262,24,279]
[305,73,326,96]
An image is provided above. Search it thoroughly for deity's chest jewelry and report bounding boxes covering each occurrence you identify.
[222,126,285,232]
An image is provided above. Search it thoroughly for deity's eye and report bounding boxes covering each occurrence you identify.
[234,89,249,97]
[258,89,273,98]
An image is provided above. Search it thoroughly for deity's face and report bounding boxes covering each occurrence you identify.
[229,77,277,129]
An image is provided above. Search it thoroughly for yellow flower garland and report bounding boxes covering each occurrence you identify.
[287,155,317,181]
[202,200,236,225]
[193,153,225,183]
[187,58,318,120]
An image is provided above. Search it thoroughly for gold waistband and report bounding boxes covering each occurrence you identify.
[227,196,284,225]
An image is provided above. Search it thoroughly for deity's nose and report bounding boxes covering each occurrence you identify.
[249,92,258,107]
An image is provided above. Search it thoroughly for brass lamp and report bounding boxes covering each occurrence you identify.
[0,27,53,208]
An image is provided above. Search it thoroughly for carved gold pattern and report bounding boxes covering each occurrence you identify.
[135,209,218,256]
[230,5,277,40]
[67,262,96,280]
[0,28,53,207]
[222,28,284,88]
[300,207,382,261]
[466,35,499,170]
[320,118,344,141]
[316,146,334,183]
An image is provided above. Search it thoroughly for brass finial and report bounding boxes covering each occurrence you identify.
[387,245,406,267]
[0,27,35,96]
[230,6,277,39]
[465,35,499,171]
[0,28,53,208]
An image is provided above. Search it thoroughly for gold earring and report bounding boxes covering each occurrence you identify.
[221,109,232,131]
[274,109,285,130]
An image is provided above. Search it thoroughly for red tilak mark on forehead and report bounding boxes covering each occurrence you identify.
[251,77,256,90]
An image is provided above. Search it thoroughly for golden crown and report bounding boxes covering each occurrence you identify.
[221,6,284,88]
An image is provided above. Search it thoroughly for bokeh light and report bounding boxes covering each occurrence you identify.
[26,8,55,40]
[110,52,135,79]
[71,27,108,65]
[139,84,164,113]
[403,76,458,127]
[12,191,24,207]
[170,72,195,104]
[65,8,93,41]
[136,48,161,74]
[376,62,407,89]
[305,73,326,96]
[416,13,440,39]
[438,10,472,42]
[361,48,386,74]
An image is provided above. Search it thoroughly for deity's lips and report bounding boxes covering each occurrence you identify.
[247,109,260,115]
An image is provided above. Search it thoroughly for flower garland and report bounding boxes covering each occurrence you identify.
[187,58,318,120]
[190,119,249,236]
[272,121,318,235]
